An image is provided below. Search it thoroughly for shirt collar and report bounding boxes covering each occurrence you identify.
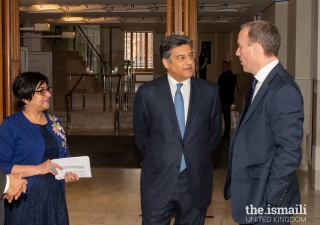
[254,59,279,83]
[167,74,190,89]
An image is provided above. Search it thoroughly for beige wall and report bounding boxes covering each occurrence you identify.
[153,33,166,79]
[275,2,288,69]
[261,2,288,69]
[296,0,313,79]
[287,0,297,77]
[312,0,320,190]
[111,27,125,74]
[197,31,250,112]
[100,26,111,69]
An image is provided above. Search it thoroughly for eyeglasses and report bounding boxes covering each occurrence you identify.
[34,86,52,96]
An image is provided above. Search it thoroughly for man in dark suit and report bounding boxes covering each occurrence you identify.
[1,169,28,224]
[133,34,221,225]
[224,20,304,225]
[217,61,237,138]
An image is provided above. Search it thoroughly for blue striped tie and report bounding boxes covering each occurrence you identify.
[174,83,186,173]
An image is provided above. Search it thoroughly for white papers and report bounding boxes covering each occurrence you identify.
[51,156,92,180]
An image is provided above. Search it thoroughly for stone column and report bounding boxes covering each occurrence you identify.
[312,0,320,191]
[0,0,20,120]
[287,0,314,171]
[166,0,173,35]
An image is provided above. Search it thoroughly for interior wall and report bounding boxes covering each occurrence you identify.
[312,0,319,191]
[262,1,289,69]
[228,30,252,113]
[111,27,125,74]
[287,0,297,77]
[153,32,166,80]
[100,26,111,69]
[198,33,215,83]
[275,2,288,69]
[198,31,250,113]
[296,1,313,80]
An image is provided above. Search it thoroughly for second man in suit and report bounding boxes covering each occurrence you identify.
[133,34,221,225]
[224,20,304,225]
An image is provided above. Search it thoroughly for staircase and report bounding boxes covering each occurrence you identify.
[44,38,136,133]
[66,92,135,130]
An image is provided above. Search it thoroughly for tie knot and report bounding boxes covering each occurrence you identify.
[177,83,183,91]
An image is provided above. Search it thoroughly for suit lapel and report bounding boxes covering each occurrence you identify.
[155,75,183,139]
[239,63,284,128]
[185,78,203,137]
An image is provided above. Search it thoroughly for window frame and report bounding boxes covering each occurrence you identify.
[124,31,153,72]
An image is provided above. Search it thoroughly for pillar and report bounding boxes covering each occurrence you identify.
[312,0,320,191]
[166,0,173,35]
[0,0,20,121]
[287,0,313,171]
[165,0,198,76]
[174,0,183,34]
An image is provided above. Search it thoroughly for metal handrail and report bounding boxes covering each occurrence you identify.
[74,25,110,74]
[61,27,137,131]
[65,72,135,130]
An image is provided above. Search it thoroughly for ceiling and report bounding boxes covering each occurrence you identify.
[19,0,277,32]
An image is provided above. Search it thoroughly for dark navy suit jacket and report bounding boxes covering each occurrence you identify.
[133,75,221,209]
[224,63,304,224]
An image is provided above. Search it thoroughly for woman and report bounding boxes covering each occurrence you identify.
[0,72,79,224]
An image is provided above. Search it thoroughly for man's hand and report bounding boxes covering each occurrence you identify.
[4,174,27,203]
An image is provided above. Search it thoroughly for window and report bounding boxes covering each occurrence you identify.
[124,32,153,69]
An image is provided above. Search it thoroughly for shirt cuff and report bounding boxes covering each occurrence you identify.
[4,175,10,194]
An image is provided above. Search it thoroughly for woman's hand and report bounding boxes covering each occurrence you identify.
[36,159,63,176]
[64,172,79,182]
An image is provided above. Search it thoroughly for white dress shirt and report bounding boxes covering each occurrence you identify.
[167,74,190,126]
[252,59,279,102]
[3,175,9,193]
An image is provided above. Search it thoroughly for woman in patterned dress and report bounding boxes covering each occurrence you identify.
[0,72,79,225]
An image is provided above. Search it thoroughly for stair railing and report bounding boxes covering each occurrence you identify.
[74,25,110,75]
[64,26,137,131]
[114,73,128,130]
[65,72,135,131]
[64,74,86,130]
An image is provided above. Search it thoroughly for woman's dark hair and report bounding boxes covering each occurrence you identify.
[159,34,193,61]
[12,71,49,109]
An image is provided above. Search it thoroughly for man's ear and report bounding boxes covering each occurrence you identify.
[162,58,169,69]
[253,42,262,55]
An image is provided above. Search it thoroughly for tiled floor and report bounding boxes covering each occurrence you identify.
[66,168,320,225]
[65,129,320,225]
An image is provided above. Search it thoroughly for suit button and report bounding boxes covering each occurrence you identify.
[177,166,180,170]
[182,144,187,147]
